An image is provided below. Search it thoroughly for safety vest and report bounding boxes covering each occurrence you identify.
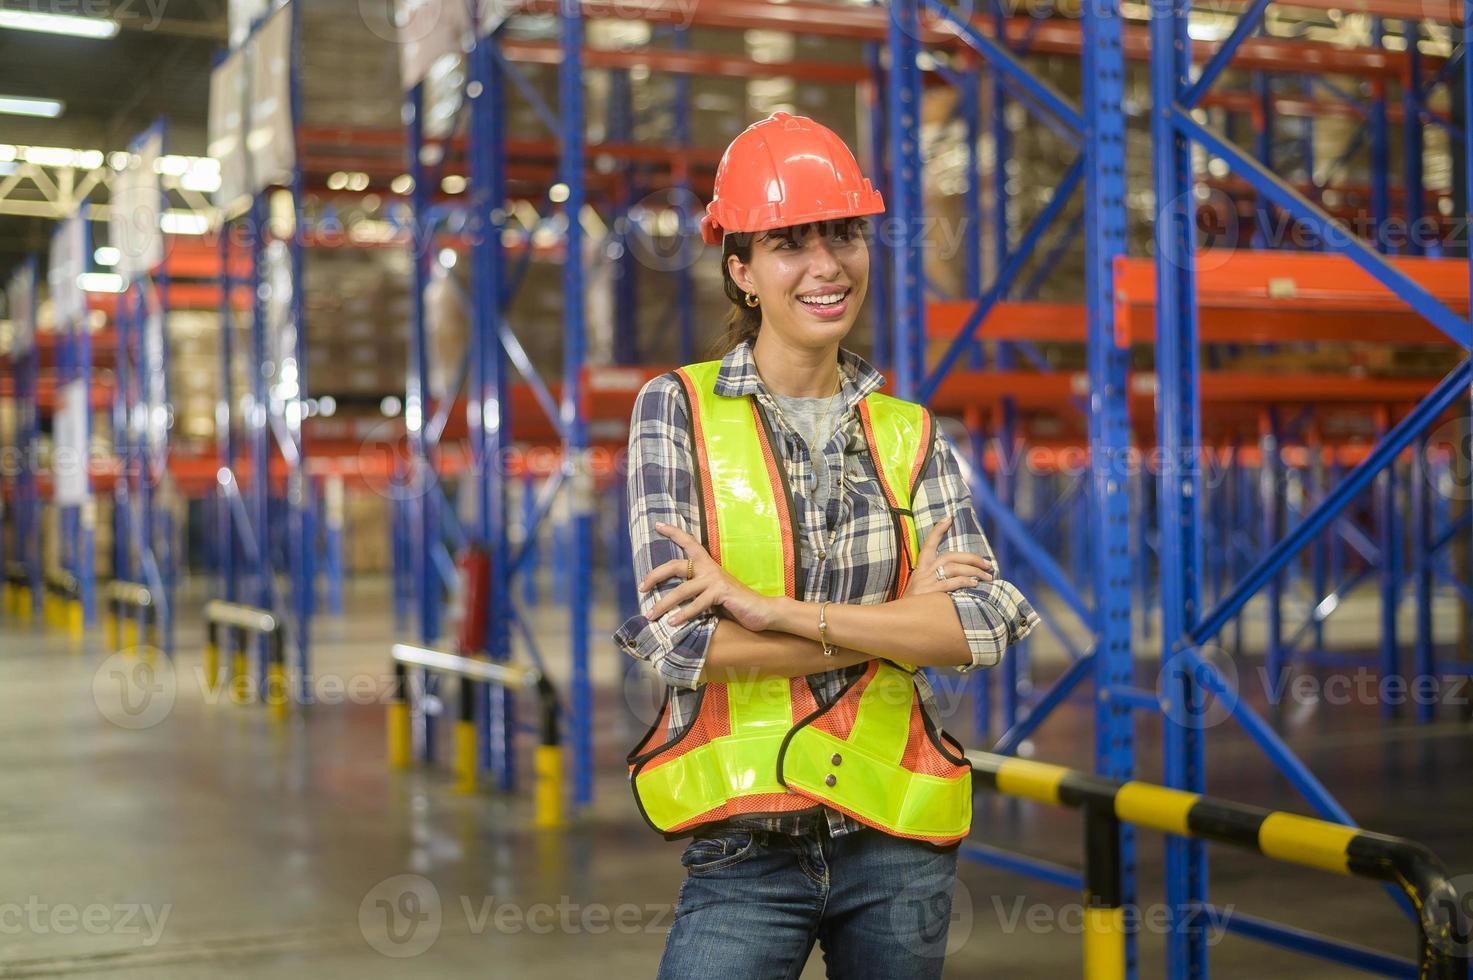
[627,359,973,846]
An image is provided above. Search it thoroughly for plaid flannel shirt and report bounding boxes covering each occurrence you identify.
[613,340,1040,837]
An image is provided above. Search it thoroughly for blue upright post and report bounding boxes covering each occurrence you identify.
[1252,66,1274,247]
[864,41,890,369]
[609,68,639,365]
[885,0,925,400]
[1327,457,1345,586]
[390,468,409,632]
[1151,0,1209,971]
[323,475,344,616]
[1376,410,1401,719]
[992,0,1011,325]
[218,209,238,629]
[249,192,272,687]
[114,284,133,627]
[1262,410,1284,688]
[521,471,539,608]
[1411,431,1436,723]
[1403,28,1426,256]
[468,15,515,788]
[994,411,1020,732]
[1081,0,1137,972]
[1370,21,1392,252]
[966,409,993,742]
[560,0,594,809]
[1308,432,1327,652]
[406,82,442,668]
[15,260,41,622]
[672,25,696,365]
[286,0,311,699]
[961,62,985,370]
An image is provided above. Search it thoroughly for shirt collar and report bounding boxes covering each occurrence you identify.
[712,338,887,416]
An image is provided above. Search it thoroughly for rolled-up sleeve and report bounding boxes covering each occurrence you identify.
[912,418,1041,671]
[610,374,717,690]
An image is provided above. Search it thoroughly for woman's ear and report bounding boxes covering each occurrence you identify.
[726,252,753,294]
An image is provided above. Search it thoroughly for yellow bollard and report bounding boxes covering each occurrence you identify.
[453,719,478,793]
[231,650,249,703]
[267,660,288,720]
[122,618,139,653]
[1082,905,1126,980]
[68,600,83,642]
[387,700,411,769]
[204,640,220,695]
[534,744,564,829]
[17,588,32,625]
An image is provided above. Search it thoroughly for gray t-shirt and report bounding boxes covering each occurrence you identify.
[770,390,846,512]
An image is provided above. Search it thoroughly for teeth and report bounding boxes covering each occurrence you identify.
[799,292,846,305]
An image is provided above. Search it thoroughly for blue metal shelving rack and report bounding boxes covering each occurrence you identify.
[213,0,312,702]
[112,121,176,656]
[400,4,716,805]
[855,0,1473,977]
[51,214,98,634]
[3,259,42,622]
[1147,0,1473,973]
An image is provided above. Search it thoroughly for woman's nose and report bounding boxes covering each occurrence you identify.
[806,239,842,276]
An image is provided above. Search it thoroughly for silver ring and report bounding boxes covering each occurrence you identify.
[935,563,947,581]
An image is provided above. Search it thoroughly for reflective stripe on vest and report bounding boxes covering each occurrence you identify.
[627,359,973,845]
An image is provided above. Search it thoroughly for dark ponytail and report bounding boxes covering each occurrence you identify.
[705,231,760,359]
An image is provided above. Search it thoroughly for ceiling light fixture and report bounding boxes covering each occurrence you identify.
[0,95,64,118]
[0,10,119,39]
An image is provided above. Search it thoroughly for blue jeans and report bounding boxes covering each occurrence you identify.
[657,823,960,980]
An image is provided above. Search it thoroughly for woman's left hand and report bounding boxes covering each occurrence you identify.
[639,523,781,633]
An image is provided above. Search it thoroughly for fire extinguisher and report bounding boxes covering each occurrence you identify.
[456,546,491,654]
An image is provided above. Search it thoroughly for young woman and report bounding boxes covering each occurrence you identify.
[613,112,1039,980]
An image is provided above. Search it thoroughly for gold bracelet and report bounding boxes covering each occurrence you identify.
[818,600,836,657]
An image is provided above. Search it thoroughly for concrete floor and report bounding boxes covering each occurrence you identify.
[1,576,1470,978]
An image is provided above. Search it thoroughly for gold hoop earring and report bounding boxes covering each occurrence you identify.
[744,292,760,308]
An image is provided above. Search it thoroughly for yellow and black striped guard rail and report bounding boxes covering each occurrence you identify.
[388,643,562,827]
[969,751,1467,980]
[203,600,287,717]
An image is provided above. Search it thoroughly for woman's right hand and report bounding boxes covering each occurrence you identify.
[902,516,995,597]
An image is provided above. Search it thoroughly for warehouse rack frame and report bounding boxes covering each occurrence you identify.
[50,213,97,636]
[396,3,901,804]
[1149,0,1473,972]
[112,120,177,658]
[1,259,42,623]
[212,0,314,704]
[842,1,1473,978]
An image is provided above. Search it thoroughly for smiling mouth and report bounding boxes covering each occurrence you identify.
[797,288,850,307]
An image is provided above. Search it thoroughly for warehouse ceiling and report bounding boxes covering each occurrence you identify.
[0,1,224,278]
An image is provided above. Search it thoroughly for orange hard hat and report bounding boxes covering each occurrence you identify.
[699,111,885,246]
